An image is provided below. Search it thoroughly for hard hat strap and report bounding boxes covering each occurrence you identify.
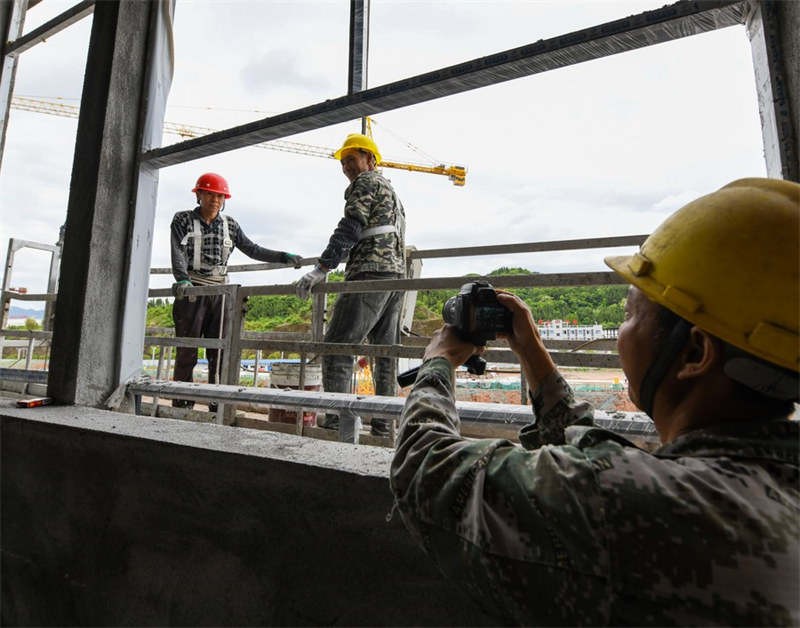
[639,318,693,418]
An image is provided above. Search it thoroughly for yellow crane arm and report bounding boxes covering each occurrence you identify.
[379,160,467,187]
[10,96,468,186]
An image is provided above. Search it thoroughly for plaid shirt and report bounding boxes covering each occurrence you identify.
[170,207,286,282]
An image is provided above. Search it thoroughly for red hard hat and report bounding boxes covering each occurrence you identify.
[192,172,231,198]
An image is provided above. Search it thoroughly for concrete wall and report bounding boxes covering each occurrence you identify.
[1,402,496,626]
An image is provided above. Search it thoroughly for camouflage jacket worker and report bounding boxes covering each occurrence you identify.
[390,357,800,626]
[170,207,287,284]
[318,170,405,278]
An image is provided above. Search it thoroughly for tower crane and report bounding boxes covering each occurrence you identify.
[10,96,467,186]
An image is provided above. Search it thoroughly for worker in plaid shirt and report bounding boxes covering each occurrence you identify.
[169,172,302,409]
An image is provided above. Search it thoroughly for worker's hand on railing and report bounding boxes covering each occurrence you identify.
[172,280,193,299]
[282,252,304,269]
[295,265,326,300]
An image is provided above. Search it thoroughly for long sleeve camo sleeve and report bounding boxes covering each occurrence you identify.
[391,358,800,626]
[390,357,610,625]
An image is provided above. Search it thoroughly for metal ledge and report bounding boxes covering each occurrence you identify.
[127,378,657,441]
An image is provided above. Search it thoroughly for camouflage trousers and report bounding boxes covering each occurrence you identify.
[322,271,403,442]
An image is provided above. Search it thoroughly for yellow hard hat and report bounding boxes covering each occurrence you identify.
[333,133,382,165]
[605,178,799,373]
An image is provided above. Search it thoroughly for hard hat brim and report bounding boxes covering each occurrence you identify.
[192,186,231,199]
[605,253,799,374]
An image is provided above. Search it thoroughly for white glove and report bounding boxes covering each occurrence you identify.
[295,265,327,300]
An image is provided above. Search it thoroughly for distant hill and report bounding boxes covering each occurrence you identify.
[8,306,45,318]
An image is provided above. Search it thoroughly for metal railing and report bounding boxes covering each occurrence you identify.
[1,234,656,441]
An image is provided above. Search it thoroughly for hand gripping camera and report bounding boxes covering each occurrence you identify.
[442,280,514,346]
[397,281,513,387]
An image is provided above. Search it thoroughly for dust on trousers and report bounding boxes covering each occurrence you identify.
[172,293,224,385]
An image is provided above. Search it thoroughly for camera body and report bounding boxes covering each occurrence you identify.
[442,281,513,346]
[396,281,513,386]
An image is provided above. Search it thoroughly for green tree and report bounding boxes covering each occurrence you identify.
[146,302,174,328]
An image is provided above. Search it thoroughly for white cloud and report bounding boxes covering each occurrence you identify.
[1,1,768,298]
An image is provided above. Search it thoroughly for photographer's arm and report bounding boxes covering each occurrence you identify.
[391,324,608,625]
[496,292,595,448]
[496,292,556,389]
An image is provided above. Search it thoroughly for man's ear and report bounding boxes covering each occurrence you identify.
[676,327,721,380]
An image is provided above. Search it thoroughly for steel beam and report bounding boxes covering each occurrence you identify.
[1,0,94,56]
[0,0,27,168]
[347,0,369,95]
[142,0,745,169]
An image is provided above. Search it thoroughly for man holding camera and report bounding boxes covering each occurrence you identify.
[295,134,406,442]
[390,178,799,625]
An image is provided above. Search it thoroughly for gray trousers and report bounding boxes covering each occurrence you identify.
[322,272,403,442]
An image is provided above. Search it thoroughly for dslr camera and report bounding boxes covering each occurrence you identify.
[397,281,513,386]
[443,281,514,346]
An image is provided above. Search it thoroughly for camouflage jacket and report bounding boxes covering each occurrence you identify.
[318,170,405,279]
[390,357,799,626]
[170,208,286,283]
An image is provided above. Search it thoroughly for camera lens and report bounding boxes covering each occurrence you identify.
[442,296,459,325]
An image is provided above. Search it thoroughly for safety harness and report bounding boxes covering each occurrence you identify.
[359,197,406,243]
[180,214,233,283]
[360,224,399,238]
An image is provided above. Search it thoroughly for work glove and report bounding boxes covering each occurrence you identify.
[295,265,327,300]
[282,252,303,269]
[172,280,193,299]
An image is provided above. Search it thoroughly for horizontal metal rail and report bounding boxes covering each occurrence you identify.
[0,329,53,341]
[148,272,627,301]
[128,379,657,442]
[147,236,648,276]
[0,367,47,383]
[407,235,648,261]
[184,340,622,370]
[2,234,632,441]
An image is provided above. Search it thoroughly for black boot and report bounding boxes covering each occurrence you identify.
[318,414,339,430]
[370,419,390,437]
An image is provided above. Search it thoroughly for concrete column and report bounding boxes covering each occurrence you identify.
[48,0,173,406]
[746,0,799,182]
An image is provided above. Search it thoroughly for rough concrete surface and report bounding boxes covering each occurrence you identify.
[0,401,395,476]
[1,402,497,627]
